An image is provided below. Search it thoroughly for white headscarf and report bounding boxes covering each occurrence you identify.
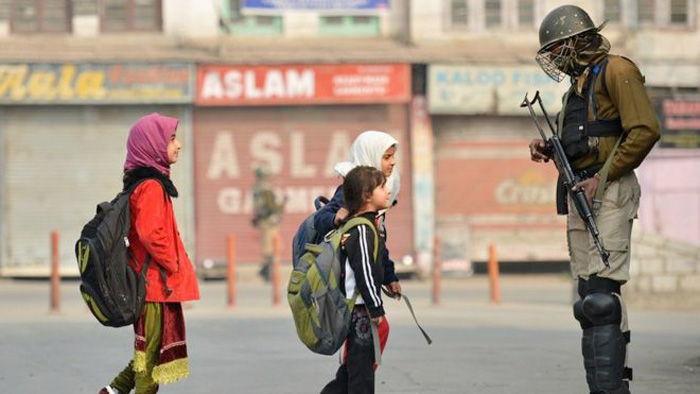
[334,130,401,205]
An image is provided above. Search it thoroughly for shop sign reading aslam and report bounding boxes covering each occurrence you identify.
[196,64,410,106]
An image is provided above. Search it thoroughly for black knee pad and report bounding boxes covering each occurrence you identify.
[573,299,593,329]
[582,292,621,326]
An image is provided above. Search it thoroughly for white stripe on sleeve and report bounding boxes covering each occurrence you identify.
[359,225,381,307]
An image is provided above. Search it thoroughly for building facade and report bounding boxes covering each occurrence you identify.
[0,0,696,275]
[412,0,699,265]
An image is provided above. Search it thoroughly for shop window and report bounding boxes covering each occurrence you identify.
[222,0,284,35]
[10,0,72,34]
[318,15,380,36]
[449,0,541,31]
[670,0,688,25]
[634,0,694,28]
[450,0,470,29]
[484,0,502,28]
[101,0,162,33]
[517,0,535,28]
[603,0,623,23]
[597,0,694,29]
[637,0,656,25]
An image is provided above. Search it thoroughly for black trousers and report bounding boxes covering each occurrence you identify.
[321,307,375,394]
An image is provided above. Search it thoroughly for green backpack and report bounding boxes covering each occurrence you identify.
[287,216,378,356]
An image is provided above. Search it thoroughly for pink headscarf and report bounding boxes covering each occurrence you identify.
[124,113,179,176]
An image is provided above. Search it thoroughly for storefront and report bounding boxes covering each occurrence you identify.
[637,97,700,245]
[0,63,195,276]
[193,63,414,268]
[427,64,569,265]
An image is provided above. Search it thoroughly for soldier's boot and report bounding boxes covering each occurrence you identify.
[259,255,272,282]
[575,278,632,394]
[581,324,631,394]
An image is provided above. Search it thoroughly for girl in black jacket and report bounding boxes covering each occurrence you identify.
[321,166,391,394]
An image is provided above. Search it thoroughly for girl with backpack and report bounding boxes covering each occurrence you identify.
[315,130,402,297]
[314,130,402,362]
[321,166,392,394]
[100,113,200,394]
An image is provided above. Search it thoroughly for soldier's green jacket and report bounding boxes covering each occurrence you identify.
[571,54,660,181]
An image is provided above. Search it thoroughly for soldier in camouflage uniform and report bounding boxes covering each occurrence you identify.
[252,167,285,281]
[529,5,660,394]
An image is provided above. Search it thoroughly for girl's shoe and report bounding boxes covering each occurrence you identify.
[98,386,121,394]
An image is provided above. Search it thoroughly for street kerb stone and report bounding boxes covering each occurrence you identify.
[665,258,697,274]
[679,275,700,292]
[651,275,679,293]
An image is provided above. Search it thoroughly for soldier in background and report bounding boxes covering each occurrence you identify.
[252,167,286,281]
[529,5,659,394]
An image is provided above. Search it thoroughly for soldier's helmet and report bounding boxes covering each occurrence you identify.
[538,5,597,52]
[254,166,267,180]
[536,5,605,82]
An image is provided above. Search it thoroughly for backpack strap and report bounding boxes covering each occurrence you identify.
[314,195,329,211]
[141,254,151,277]
[334,217,380,303]
[369,312,382,366]
[126,178,169,204]
[341,217,382,364]
[382,287,433,345]
[128,250,152,278]
[340,217,379,262]
[126,178,172,297]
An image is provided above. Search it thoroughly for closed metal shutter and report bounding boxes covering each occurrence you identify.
[434,115,567,263]
[193,104,413,267]
[0,105,194,276]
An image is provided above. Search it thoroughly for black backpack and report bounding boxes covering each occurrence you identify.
[75,179,163,327]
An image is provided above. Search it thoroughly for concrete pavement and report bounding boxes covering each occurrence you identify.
[1,275,698,393]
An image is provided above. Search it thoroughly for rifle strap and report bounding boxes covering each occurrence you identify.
[592,134,623,213]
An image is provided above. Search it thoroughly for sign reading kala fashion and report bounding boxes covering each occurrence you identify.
[196,64,410,106]
[0,63,192,104]
[428,64,568,116]
[242,0,389,11]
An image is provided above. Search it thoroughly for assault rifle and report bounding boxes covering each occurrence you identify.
[521,91,610,267]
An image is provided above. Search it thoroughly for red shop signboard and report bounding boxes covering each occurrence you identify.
[196,63,411,106]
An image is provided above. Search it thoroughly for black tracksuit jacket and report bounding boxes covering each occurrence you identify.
[340,212,386,318]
